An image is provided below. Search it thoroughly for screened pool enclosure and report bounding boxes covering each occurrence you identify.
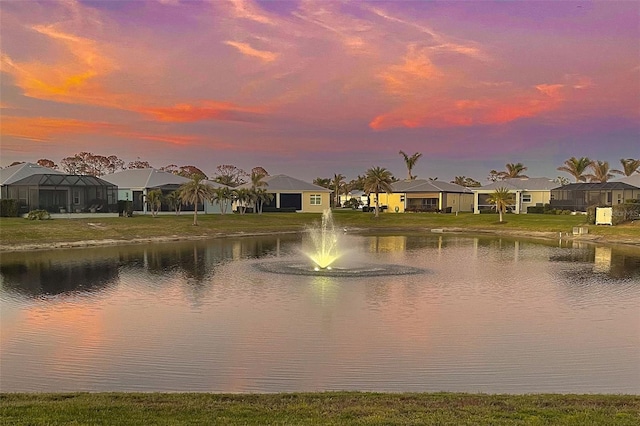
[1,174,118,214]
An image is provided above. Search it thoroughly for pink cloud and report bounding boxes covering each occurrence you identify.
[135,101,266,123]
[370,83,568,130]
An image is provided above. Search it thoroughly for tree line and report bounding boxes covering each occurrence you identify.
[6,152,271,188]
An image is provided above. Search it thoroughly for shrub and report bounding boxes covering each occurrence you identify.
[612,202,640,225]
[344,198,361,209]
[26,209,51,220]
[562,210,572,215]
[527,205,544,214]
[0,199,19,217]
[117,200,133,217]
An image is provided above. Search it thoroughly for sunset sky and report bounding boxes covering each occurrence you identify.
[1,0,638,182]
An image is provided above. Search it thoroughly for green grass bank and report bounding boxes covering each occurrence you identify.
[1,392,639,425]
[1,210,639,251]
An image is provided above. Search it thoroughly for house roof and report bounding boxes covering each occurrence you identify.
[239,174,331,192]
[480,177,559,191]
[102,168,191,188]
[613,174,640,188]
[553,182,638,191]
[0,162,63,185]
[8,174,116,188]
[391,179,472,193]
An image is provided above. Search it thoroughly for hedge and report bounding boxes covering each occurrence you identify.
[0,199,19,217]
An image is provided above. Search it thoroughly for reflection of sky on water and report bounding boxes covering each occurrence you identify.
[0,235,638,393]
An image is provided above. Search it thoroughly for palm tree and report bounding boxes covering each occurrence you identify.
[250,170,267,189]
[364,166,394,218]
[178,175,215,225]
[165,190,182,215]
[500,163,528,179]
[254,188,274,214]
[313,177,332,189]
[612,158,640,176]
[486,187,515,223]
[250,171,268,213]
[146,189,163,217]
[585,160,615,183]
[212,186,233,214]
[451,176,481,187]
[399,150,422,180]
[332,173,345,207]
[557,157,592,182]
[234,188,252,214]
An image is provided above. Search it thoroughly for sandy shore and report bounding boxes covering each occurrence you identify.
[1,227,638,253]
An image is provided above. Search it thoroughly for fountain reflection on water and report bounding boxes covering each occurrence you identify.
[255,209,426,277]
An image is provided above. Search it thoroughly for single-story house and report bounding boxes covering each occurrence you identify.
[550,181,639,211]
[369,179,474,213]
[0,162,117,214]
[237,174,331,213]
[102,168,227,214]
[473,177,558,214]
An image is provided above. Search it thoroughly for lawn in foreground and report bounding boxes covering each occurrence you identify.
[3,210,638,248]
[1,392,639,425]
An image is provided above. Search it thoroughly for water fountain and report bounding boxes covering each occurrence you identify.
[255,209,425,277]
[307,208,340,270]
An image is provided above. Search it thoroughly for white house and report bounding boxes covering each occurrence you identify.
[102,168,228,214]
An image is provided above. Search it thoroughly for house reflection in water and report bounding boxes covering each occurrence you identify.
[549,242,640,280]
[0,258,119,297]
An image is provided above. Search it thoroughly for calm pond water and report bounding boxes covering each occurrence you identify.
[1,234,639,394]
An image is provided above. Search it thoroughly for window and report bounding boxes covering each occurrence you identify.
[310,194,321,205]
[73,190,80,205]
[521,194,532,203]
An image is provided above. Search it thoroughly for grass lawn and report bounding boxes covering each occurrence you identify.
[0,210,640,246]
[1,210,639,248]
[1,392,639,425]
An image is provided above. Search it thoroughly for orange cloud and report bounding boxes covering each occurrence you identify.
[370,83,568,130]
[1,116,117,141]
[224,40,278,62]
[228,0,275,25]
[378,44,442,96]
[116,131,199,146]
[136,101,265,123]
[0,25,123,107]
[1,116,201,146]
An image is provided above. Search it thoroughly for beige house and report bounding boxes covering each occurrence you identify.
[473,178,558,214]
[369,179,474,213]
[238,174,331,213]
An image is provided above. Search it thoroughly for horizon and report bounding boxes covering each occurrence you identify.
[1,1,638,183]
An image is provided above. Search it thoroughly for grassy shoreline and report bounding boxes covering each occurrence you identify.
[1,210,639,252]
[1,392,639,425]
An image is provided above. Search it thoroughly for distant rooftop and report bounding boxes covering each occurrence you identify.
[480,177,559,191]
[102,168,191,188]
[0,162,63,185]
[392,179,472,193]
[239,174,331,192]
